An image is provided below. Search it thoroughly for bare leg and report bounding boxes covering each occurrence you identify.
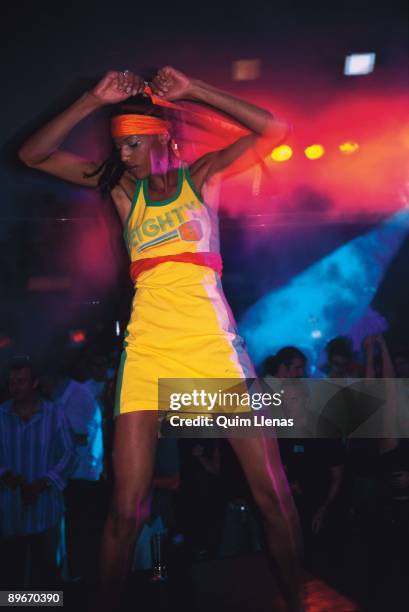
[96,411,159,612]
[228,435,305,611]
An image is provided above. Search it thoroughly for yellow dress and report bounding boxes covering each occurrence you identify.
[115,164,255,414]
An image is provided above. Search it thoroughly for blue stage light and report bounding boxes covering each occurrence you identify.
[239,210,409,369]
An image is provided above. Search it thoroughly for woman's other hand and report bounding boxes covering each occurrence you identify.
[150,66,193,101]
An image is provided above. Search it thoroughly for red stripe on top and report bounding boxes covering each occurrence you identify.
[130,252,223,283]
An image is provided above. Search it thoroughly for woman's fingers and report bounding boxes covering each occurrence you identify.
[116,70,133,93]
[132,74,144,96]
[151,76,167,96]
[159,66,173,78]
[131,75,138,96]
[117,70,125,91]
[123,70,132,94]
[115,70,146,96]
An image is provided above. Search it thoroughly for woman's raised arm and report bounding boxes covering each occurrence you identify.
[150,66,289,178]
[18,70,144,187]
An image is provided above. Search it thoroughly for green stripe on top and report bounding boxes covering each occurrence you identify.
[143,166,183,206]
[114,330,129,417]
[184,164,204,204]
[123,179,142,253]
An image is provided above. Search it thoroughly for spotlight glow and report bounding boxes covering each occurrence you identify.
[239,210,409,368]
[344,53,376,76]
[271,145,293,162]
[305,144,325,160]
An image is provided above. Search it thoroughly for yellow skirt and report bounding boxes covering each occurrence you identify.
[115,261,256,415]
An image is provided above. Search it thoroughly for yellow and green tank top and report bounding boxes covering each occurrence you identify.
[123,164,222,282]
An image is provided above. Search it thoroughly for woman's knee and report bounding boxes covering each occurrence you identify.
[110,491,151,540]
[253,486,283,521]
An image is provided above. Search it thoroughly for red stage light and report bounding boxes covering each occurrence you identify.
[0,336,12,349]
[70,330,86,344]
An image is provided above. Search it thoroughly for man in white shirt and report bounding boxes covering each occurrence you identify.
[49,365,104,583]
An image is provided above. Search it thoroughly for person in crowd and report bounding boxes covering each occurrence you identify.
[0,357,77,588]
[44,355,104,585]
[278,379,345,574]
[316,334,379,438]
[263,346,307,378]
[364,334,409,607]
[323,335,361,378]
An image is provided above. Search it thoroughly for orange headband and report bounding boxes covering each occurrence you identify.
[111,114,171,138]
[111,83,247,139]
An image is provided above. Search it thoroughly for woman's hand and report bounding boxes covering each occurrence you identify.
[150,66,193,101]
[90,70,145,105]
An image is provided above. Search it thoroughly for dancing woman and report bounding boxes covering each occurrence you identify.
[19,66,304,611]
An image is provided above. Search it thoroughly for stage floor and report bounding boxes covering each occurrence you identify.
[63,551,361,611]
[120,552,360,612]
